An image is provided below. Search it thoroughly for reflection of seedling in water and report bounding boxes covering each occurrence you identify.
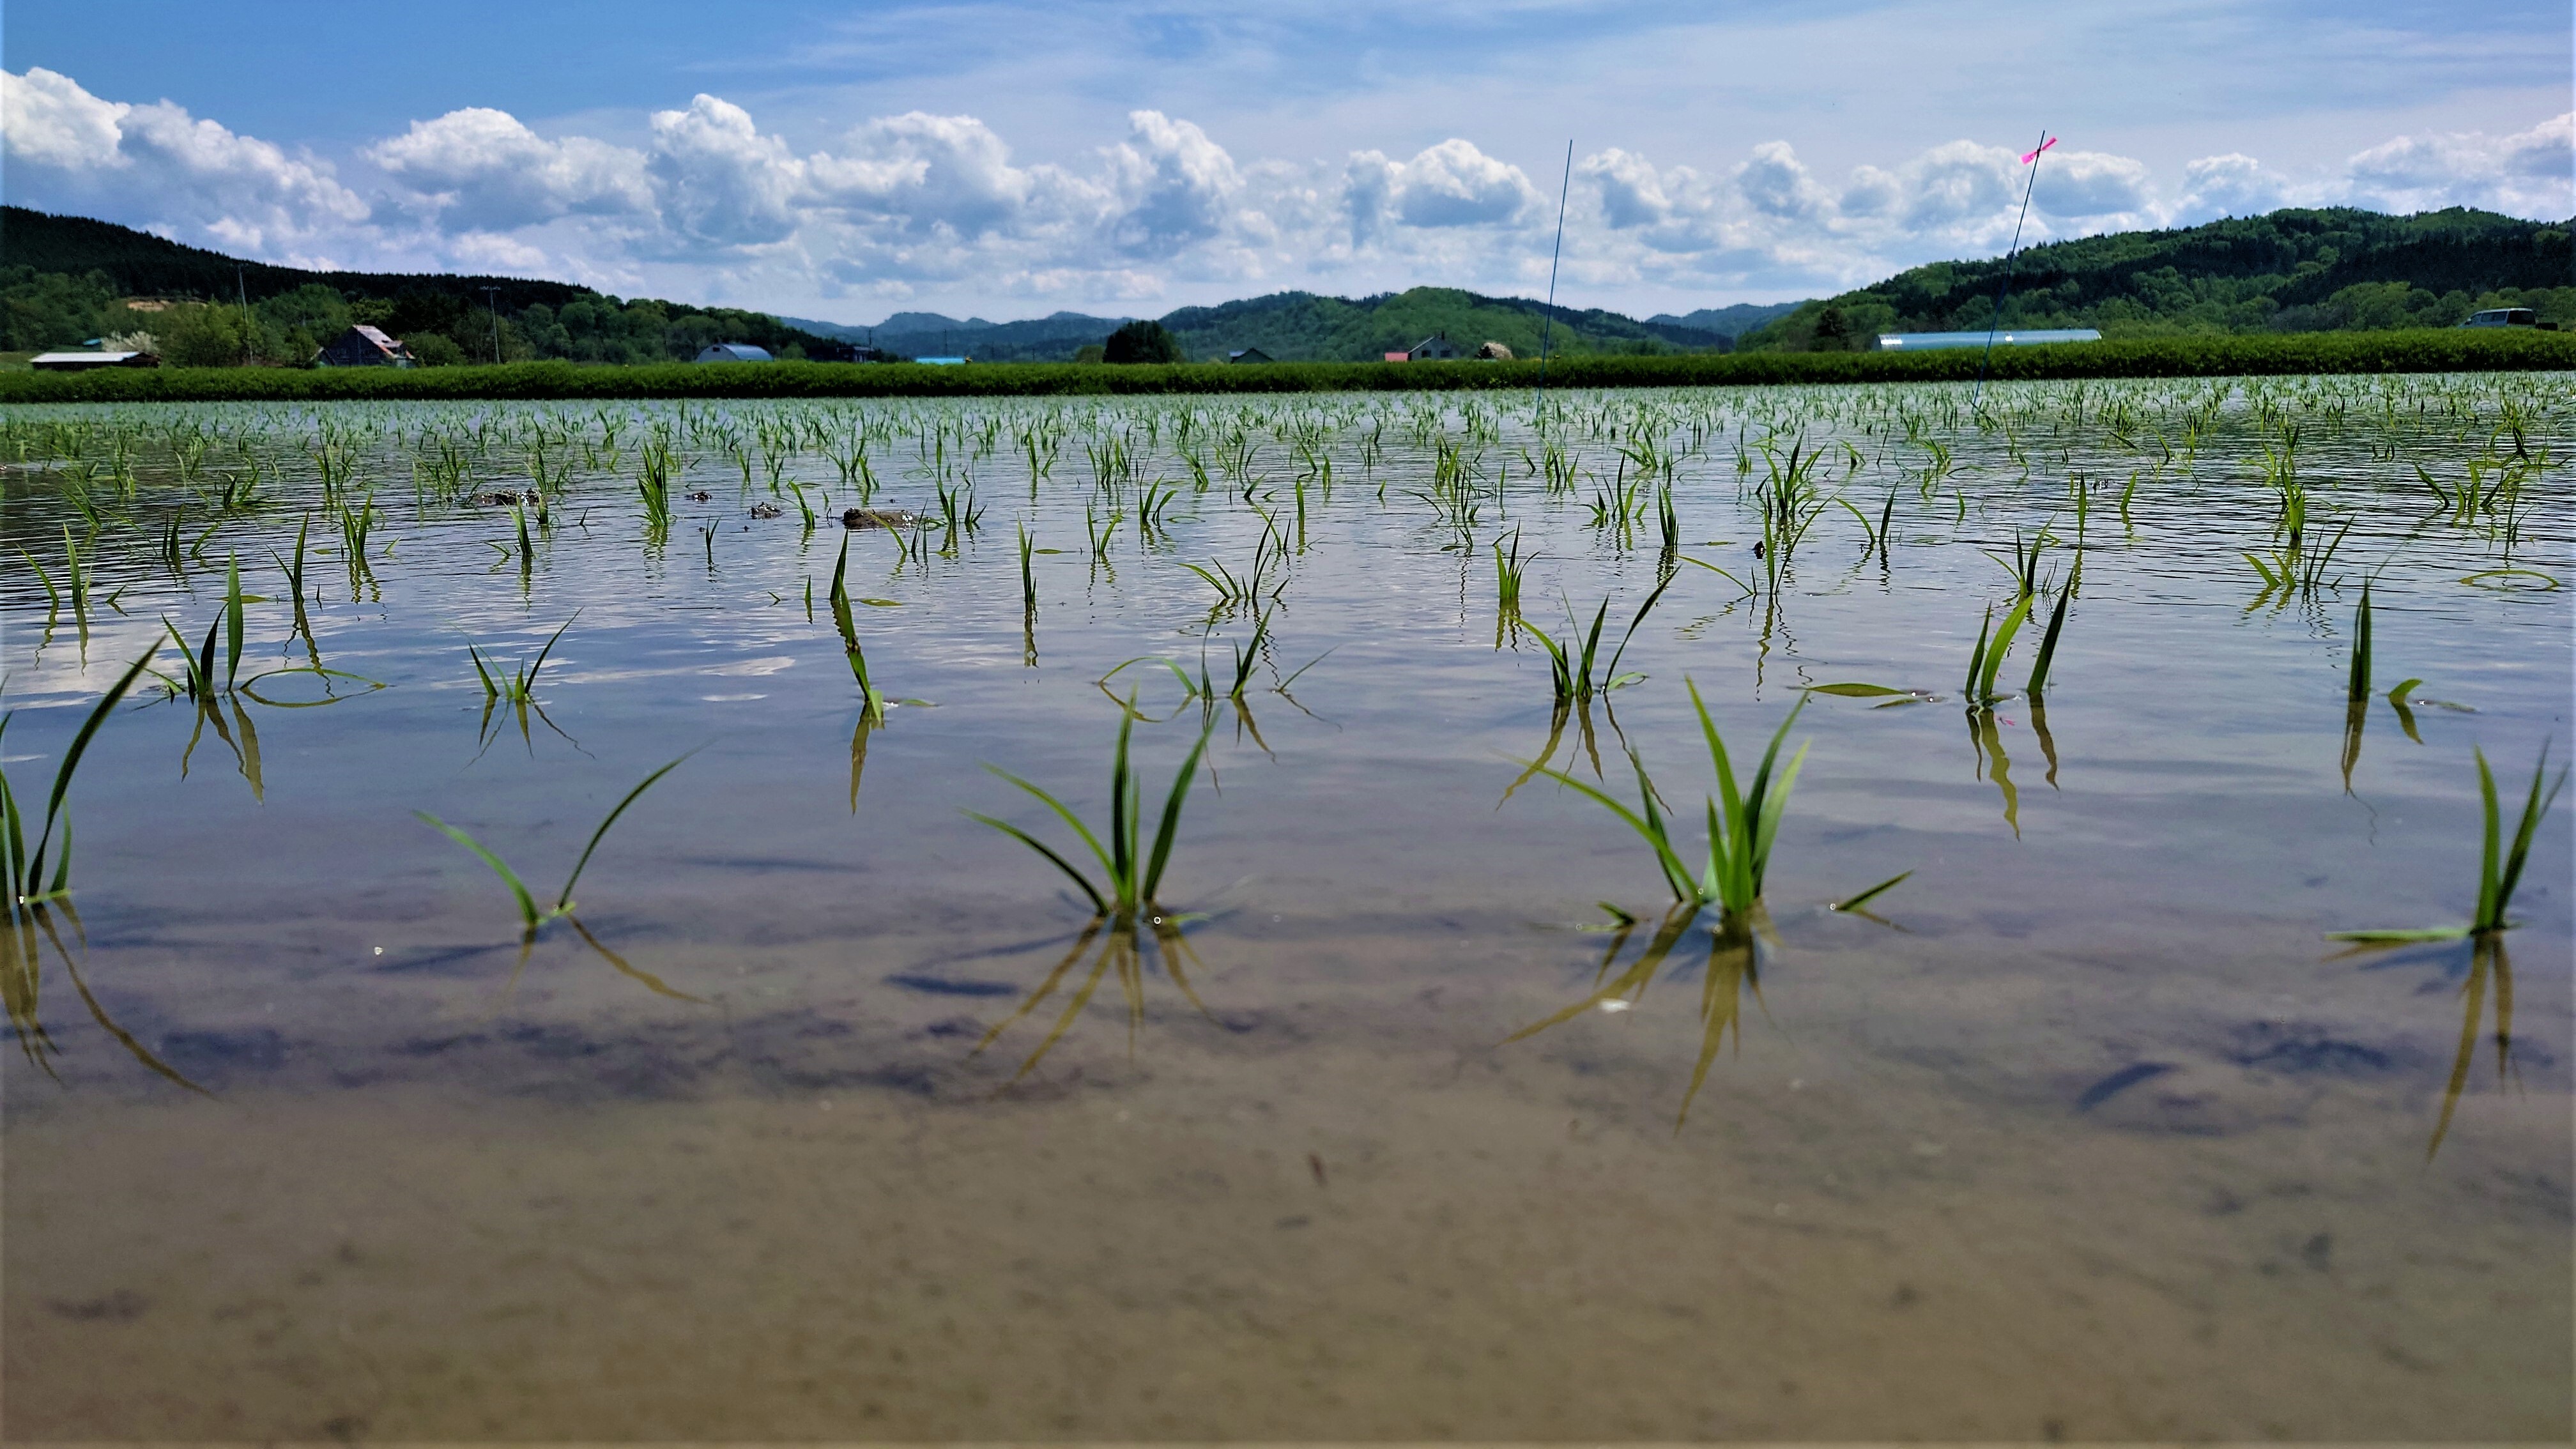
[1506,901,1762,1128]
[967,912,1218,1081]
[416,757,695,996]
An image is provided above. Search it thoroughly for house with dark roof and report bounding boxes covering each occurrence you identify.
[1406,332,1461,360]
[1227,348,1273,364]
[316,325,413,368]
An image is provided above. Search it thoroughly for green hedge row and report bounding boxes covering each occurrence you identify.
[4,329,2569,404]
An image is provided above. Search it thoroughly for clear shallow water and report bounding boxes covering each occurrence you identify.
[1,376,2569,1438]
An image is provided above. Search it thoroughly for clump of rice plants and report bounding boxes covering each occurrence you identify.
[1526,682,1809,917]
[967,707,1213,926]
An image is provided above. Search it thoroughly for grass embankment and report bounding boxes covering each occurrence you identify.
[2,329,2568,403]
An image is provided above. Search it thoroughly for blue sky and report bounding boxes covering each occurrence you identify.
[4,1,2568,322]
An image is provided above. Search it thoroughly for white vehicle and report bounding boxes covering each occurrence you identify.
[2460,307,2547,328]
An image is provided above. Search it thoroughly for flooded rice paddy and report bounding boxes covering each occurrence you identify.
[1,375,2569,1439]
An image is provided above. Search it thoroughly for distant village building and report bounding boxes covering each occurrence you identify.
[1874,328,2101,351]
[31,350,158,372]
[1407,332,1462,360]
[315,325,413,368]
[694,342,774,363]
[1227,348,1273,364]
[913,356,970,366]
[1475,341,1514,360]
[1383,351,1409,362]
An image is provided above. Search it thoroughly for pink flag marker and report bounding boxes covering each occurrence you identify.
[2021,136,2058,165]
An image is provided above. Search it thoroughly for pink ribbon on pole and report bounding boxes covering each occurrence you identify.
[2021,136,2058,165]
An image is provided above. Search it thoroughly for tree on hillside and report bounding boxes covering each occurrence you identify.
[1104,319,1183,364]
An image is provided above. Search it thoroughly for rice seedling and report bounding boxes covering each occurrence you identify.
[1524,575,1673,703]
[1836,488,1897,563]
[2329,744,2564,943]
[829,534,889,724]
[416,755,689,942]
[1493,528,1531,640]
[2023,560,2079,698]
[467,614,576,707]
[1181,528,1289,606]
[1962,592,2038,707]
[1,648,158,910]
[967,706,1214,924]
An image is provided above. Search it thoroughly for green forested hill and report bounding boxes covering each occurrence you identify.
[0,206,838,365]
[1740,206,2574,351]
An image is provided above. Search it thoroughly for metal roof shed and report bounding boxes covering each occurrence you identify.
[1875,328,2101,351]
[694,343,774,363]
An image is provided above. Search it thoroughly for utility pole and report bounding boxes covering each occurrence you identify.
[481,286,503,365]
[236,264,254,365]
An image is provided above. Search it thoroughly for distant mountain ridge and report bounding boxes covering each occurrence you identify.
[788,290,1738,363]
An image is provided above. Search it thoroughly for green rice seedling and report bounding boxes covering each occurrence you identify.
[335,492,379,598]
[59,526,91,632]
[829,534,888,724]
[1493,528,1531,638]
[2023,559,2079,698]
[2331,744,2566,945]
[1835,489,1897,562]
[466,614,576,707]
[2346,582,2372,705]
[1524,683,1808,918]
[1963,592,2038,707]
[1,648,158,910]
[967,705,1215,924]
[1181,528,1288,606]
[417,756,689,942]
[1524,574,1673,703]
[785,481,820,532]
[2244,515,2353,610]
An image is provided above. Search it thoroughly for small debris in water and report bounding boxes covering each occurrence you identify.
[1597,999,1631,1013]
[748,502,783,519]
[841,508,919,529]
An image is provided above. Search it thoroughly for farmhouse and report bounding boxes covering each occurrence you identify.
[1406,333,1462,360]
[694,342,774,363]
[1874,328,2101,351]
[315,325,413,367]
[1228,348,1273,364]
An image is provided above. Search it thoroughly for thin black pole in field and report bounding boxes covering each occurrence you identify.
[1535,139,1574,415]
[481,286,503,365]
[1974,130,2054,412]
